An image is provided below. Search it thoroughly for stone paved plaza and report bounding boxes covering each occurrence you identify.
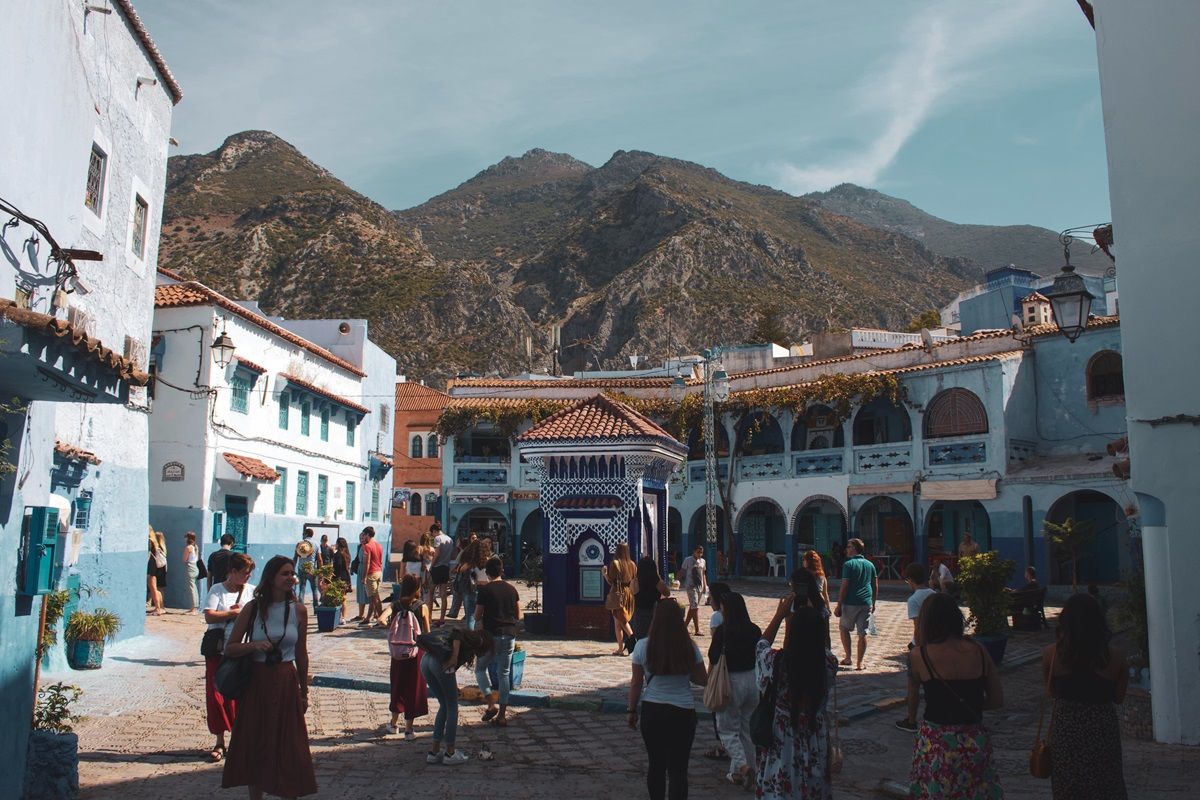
[46,581,1199,799]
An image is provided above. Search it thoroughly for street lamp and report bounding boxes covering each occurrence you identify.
[211,322,236,368]
[1046,234,1097,343]
[699,349,728,581]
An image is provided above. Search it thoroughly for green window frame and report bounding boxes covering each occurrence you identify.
[370,481,380,521]
[230,375,250,414]
[73,491,94,531]
[320,408,330,441]
[345,412,357,446]
[316,475,328,517]
[300,402,311,436]
[345,481,356,520]
[295,471,309,515]
[274,467,288,514]
[278,392,289,429]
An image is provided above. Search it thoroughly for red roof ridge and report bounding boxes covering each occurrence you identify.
[154,281,366,377]
[222,452,279,482]
[112,1,183,104]
[517,393,680,444]
[54,440,102,465]
[1,300,149,386]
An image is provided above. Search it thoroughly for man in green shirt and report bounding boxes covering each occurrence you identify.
[835,537,878,670]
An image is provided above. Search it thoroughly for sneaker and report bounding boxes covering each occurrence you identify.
[386,723,399,735]
[895,718,918,732]
[441,750,469,766]
[404,731,416,742]
[425,751,443,765]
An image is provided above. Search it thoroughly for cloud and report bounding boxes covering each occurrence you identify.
[774,0,1043,194]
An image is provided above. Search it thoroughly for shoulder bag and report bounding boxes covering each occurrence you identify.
[749,651,780,749]
[214,598,271,700]
[1030,648,1055,778]
[197,556,208,581]
[200,586,243,658]
[703,627,732,712]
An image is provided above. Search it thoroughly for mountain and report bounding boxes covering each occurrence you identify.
[160,132,990,383]
[804,184,1111,276]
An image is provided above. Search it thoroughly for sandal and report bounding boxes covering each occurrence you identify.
[208,745,225,763]
[481,708,499,723]
[703,746,727,760]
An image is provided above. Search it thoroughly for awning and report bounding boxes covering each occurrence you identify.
[848,482,914,496]
[218,452,280,482]
[921,478,998,501]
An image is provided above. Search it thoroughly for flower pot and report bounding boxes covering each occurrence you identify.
[315,606,342,632]
[976,634,1009,665]
[67,638,105,670]
[22,730,79,800]
[485,649,527,691]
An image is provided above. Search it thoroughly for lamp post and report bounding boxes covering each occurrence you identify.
[1046,232,1098,343]
[211,321,236,368]
[672,349,729,582]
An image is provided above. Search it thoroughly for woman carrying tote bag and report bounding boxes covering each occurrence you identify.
[708,592,761,787]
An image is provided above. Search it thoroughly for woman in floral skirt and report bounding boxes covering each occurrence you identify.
[755,596,836,800]
[907,592,1004,799]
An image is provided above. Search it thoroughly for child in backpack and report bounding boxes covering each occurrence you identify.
[387,575,430,738]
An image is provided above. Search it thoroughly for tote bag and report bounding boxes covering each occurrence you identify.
[702,632,732,711]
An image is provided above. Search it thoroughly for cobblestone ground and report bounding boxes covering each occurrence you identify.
[45,581,1199,799]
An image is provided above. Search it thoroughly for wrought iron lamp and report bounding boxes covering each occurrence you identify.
[211,322,236,368]
[1046,235,1096,343]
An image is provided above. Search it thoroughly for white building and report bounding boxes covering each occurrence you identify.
[149,274,395,604]
[0,1,179,794]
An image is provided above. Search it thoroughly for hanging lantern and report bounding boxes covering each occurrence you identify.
[211,328,236,367]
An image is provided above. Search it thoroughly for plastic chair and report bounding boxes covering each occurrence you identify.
[765,552,786,577]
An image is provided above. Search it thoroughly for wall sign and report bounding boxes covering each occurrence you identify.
[162,462,185,481]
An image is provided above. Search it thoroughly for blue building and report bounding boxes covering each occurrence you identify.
[957,265,1109,335]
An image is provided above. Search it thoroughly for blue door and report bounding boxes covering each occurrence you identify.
[225,496,249,553]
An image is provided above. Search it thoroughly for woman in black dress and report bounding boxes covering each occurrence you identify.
[332,537,354,621]
[630,556,668,640]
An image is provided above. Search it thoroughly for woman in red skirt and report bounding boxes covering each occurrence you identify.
[202,552,256,762]
[387,574,430,738]
[222,556,317,799]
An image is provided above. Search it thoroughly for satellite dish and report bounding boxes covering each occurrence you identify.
[1011,313,1023,330]
[919,328,935,351]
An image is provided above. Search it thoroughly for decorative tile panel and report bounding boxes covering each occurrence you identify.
[854,444,914,473]
[794,449,844,475]
[737,454,786,481]
[927,440,987,468]
[1007,439,1037,464]
[456,466,509,485]
[689,462,729,483]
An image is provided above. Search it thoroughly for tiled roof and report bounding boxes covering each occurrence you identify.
[0,300,150,386]
[447,376,674,390]
[113,1,183,104]
[1027,315,1119,337]
[280,373,370,415]
[156,265,187,282]
[1020,292,1050,303]
[155,282,366,377]
[517,394,680,444]
[555,496,623,509]
[54,440,101,465]
[446,397,574,410]
[395,381,451,411]
[372,452,394,467]
[222,453,279,482]
[235,358,266,374]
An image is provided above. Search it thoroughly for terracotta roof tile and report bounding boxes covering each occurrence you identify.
[222,453,279,482]
[0,300,150,386]
[395,382,451,411]
[446,397,574,410]
[280,373,369,415]
[1020,291,1050,303]
[155,281,366,377]
[112,1,183,104]
[54,440,101,465]
[517,394,680,444]
[447,377,674,390]
[235,358,266,374]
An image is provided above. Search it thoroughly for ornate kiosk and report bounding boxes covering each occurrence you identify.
[516,395,687,637]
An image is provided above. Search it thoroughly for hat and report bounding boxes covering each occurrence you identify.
[295,540,314,558]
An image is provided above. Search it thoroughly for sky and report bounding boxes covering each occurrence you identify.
[135,0,1111,231]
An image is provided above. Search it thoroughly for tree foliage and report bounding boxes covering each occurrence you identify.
[1044,517,1095,592]
[957,551,1016,637]
[905,309,943,333]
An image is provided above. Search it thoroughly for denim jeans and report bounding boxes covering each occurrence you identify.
[420,651,459,747]
[474,634,515,704]
[297,570,319,612]
[463,591,478,630]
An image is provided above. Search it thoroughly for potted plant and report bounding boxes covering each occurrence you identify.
[313,564,345,632]
[520,553,545,635]
[64,609,121,670]
[1044,517,1095,591]
[23,682,81,800]
[957,552,1015,664]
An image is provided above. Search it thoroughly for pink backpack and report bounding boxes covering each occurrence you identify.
[388,609,419,660]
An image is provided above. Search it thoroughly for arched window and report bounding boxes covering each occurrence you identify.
[791,405,845,451]
[686,424,730,460]
[426,493,439,518]
[411,435,423,459]
[427,434,439,458]
[736,411,785,456]
[410,493,423,516]
[853,398,912,445]
[923,388,988,439]
[1087,350,1125,401]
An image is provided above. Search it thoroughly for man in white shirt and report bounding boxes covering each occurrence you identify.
[897,562,937,731]
[429,522,455,625]
[679,546,708,636]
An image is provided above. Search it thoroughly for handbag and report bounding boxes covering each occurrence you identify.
[197,557,208,581]
[702,629,732,712]
[1030,648,1055,778]
[200,586,243,658]
[749,653,779,748]
[152,548,167,569]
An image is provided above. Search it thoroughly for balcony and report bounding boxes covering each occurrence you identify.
[688,462,729,483]
[737,454,786,481]
[926,440,988,471]
[854,443,914,474]
[794,449,844,476]
[455,465,509,485]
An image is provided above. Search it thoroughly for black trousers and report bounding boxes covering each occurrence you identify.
[640,701,697,800]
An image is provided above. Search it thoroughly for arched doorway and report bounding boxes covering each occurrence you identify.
[519,508,543,568]
[926,500,991,556]
[736,499,787,576]
[455,507,510,560]
[855,496,914,577]
[791,405,845,451]
[736,411,785,455]
[687,424,730,460]
[793,497,847,561]
[853,398,912,445]
[1045,491,1130,584]
[667,507,683,573]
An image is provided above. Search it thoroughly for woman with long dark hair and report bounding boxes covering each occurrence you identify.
[756,597,835,799]
[1043,593,1128,800]
[420,626,493,765]
[631,556,669,639]
[455,539,490,630]
[907,591,1003,799]
[712,592,762,787]
[222,555,317,798]
[332,537,353,621]
[603,542,637,655]
[628,599,708,800]
[201,552,255,763]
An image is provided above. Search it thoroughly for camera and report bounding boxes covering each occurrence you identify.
[264,645,283,667]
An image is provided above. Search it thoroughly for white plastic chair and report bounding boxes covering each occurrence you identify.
[765,552,786,577]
